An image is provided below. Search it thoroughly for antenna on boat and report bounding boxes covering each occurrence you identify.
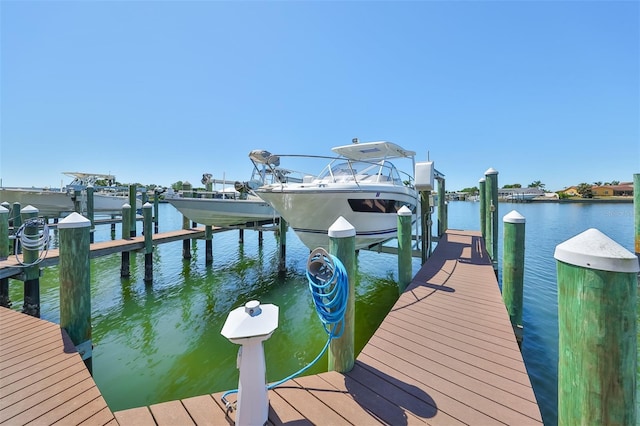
[352,138,359,144]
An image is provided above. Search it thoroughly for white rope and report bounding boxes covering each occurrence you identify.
[15,218,50,267]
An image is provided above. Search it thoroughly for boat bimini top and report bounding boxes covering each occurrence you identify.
[249,140,416,168]
[331,141,416,161]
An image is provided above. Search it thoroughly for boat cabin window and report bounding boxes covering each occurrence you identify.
[348,199,416,214]
[318,160,403,184]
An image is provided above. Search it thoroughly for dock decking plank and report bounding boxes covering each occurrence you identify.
[0,307,115,426]
[148,399,196,426]
[2,229,542,425]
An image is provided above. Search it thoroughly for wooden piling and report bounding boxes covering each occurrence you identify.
[278,218,287,273]
[484,168,499,262]
[239,228,244,244]
[58,212,93,373]
[554,228,638,425]
[397,205,412,293]
[205,225,213,265]
[21,205,41,317]
[0,205,9,308]
[73,189,82,213]
[87,185,95,243]
[121,204,131,278]
[634,173,639,262]
[153,190,160,233]
[328,216,356,373]
[479,178,486,239]
[181,183,192,259]
[128,185,137,237]
[0,205,8,259]
[143,202,153,283]
[12,202,21,254]
[502,210,525,344]
[437,177,446,237]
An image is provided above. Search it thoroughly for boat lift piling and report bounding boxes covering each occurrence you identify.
[58,212,93,373]
[328,217,356,373]
[181,182,192,259]
[153,189,160,233]
[12,202,21,254]
[634,173,639,265]
[0,205,9,308]
[278,218,287,273]
[502,210,526,346]
[397,206,413,293]
[143,203,153,283]
[120,204,131,278]
[437,176,447,237]
[87,185,95,243]
[21,206,41,317]
[484,168,499,269]
[128,185,137,237]
[415,161,435,263]
[479,178,486,240]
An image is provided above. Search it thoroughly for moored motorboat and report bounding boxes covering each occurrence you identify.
[164,170,280,228]
[0,172,139,217]
[249,140,419,250]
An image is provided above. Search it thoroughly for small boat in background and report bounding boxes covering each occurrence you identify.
[0,172,140,218]
[164,168,282,228]
[250,139,419,250]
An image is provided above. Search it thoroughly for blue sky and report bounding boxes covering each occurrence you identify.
[1,0,638,192]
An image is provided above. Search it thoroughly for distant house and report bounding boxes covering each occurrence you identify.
[559,186,580,196]
[592,183,633,197]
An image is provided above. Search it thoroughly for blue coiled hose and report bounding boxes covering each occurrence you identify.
[221,247,349,410]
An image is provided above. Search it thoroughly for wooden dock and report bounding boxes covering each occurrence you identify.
[0,228,208,280]
[0,307,116,425]
[0,228,542,425]
[113,229,543,425]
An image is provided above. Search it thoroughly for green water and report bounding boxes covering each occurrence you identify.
[7,204,408,412]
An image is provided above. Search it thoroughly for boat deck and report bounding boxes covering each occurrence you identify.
[114,229,542,425]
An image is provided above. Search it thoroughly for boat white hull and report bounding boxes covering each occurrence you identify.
[256,183,417,250]
[0,188,136,217]
[166,196,278,227]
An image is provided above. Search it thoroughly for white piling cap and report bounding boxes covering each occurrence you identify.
[397,205,412,216]
[122,203,131,209]
[328,216,356,238]
[503,210,525,223]
[479,177,486,183]
[58,212,91,229]
[143,202,153,208]
[0,205,8,213]
[554,228,639,273]
[484,167,498,175]
[21,205,39,214]
[221,301,279,341]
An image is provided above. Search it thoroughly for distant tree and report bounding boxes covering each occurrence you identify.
[593,181,603,187]
[576,183,593,198]
[528,180,545,189]
[171,181,183,191]
[610,180,620,185]
[460,186,479,195]
[502,183,522,189]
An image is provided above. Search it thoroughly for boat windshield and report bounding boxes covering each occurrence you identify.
[317,160,403,185]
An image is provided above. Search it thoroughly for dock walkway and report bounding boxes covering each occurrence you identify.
[0,228,207,280]
[114,229,543,425]
[0,229,542,424]
[0,307,116,425]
